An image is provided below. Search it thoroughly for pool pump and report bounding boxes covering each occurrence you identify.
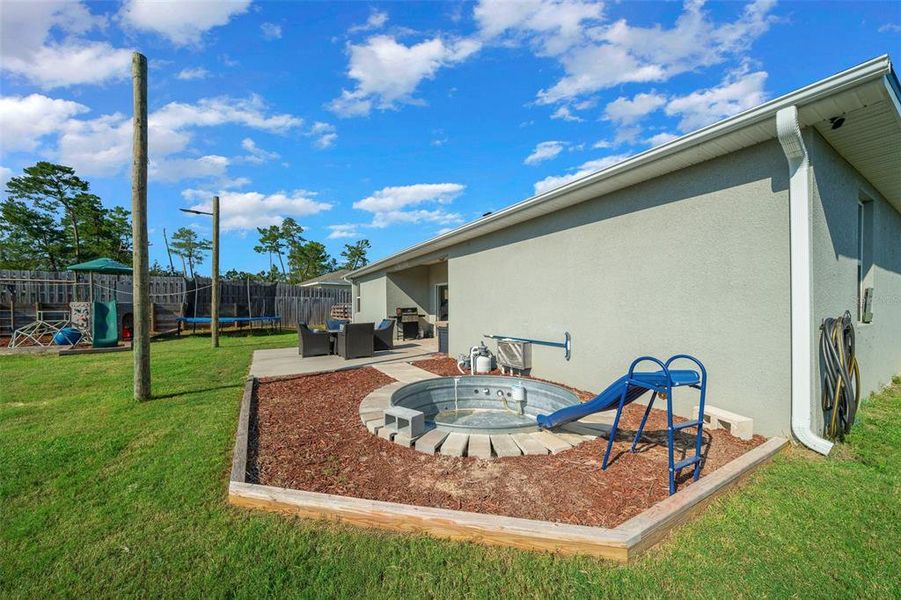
[457,342,493,375]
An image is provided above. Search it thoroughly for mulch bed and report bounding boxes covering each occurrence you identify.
[250,359,765,528]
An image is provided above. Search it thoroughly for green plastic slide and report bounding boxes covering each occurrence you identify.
[92,301,119,348]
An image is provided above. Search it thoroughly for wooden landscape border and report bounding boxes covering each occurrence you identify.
[228,374,787,562]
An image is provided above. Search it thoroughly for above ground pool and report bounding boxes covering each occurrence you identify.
[390,376,580,434]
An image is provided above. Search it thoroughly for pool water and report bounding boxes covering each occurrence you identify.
[390,375,580,434]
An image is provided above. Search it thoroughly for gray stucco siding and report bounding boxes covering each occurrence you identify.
[350,132,900,438]
[446,139,794,436]
[353,273,386,324]
[808,129,901,424]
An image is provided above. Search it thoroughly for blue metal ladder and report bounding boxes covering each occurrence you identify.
[601,355,708,496]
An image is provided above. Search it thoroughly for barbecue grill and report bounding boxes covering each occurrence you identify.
[395,307,421,340]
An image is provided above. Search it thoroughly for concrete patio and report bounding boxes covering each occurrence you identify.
[250,337,439,378]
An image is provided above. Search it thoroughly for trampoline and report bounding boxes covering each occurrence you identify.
[176,315,281,335]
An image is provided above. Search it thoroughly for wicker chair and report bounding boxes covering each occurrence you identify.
[298,323,331,357]
[326,318,349,331]
[373,319,395,351]
[336,322,374,359]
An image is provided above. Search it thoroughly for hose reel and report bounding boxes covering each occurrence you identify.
[820,311,861,441]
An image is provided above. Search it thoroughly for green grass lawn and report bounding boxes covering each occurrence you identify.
[1,333,898,598]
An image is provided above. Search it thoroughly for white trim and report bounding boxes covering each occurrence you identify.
[776,105,833,456]
[434,282,448,322]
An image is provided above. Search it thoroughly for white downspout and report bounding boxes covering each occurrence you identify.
[776,105,833,455]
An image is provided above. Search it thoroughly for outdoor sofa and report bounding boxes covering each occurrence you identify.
[298,323,331,357]
[337,322,374,359]
[373,319,394,351]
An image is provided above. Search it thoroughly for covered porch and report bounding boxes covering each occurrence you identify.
[351,257,449,341]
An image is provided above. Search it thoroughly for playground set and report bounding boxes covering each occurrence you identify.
[3,258,133,352]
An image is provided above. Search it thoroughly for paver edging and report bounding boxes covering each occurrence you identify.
[232,367,788,561]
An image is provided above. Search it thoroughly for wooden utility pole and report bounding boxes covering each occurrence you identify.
[211,195,220,348]
[131,52,151,401]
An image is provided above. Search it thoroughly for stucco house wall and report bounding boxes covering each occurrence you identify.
[808,130,901,427]
[355,261,449,326]
[353,274,386,324]
[446,139,793,436]
[350,130,900,438]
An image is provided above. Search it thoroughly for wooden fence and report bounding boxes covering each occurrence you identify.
[0,270,351,334]
[275,284,352,327]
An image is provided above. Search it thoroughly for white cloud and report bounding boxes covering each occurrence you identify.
[236,138,280,164]
[665,67,768,131]
[309,122,337,148]
[353,183,465,227]
[0,166,13,189]
[176,67,211,80]
[327,224,360,239]
[534,154,631,194]
[260,22,282,40]
[183,188,333,231]
[349,9,389,33]
[119,0,252,46]
[879,24,901,33]
[529,0,777,104]
[592,140,612,149]
[603,92,667,125]
[524,141,566,165]
[647,132,679,146]
[474,0,604,55]
[550,106,584,122]
[0,94,90,152]
[151,155,230,183]
[4,93,304,181]
[0,1,132,89]
[329,35,481,116]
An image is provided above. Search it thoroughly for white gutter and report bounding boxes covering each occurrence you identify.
[776,105,833,455]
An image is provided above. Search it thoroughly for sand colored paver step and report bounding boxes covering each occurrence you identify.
[365,419,384,434]
[393,432,423,447]
[440,432,469,457]
[359,410,384,425]
[489,434,522,457]
[511,433,549,455]
[467,435,493,459]
[372,362,435,384]
[358,393,393,415]
[415,429,449,454]
[554,432,595,446]
[533,431,573,454]
[378,427,396,441]
[565,421,612,437]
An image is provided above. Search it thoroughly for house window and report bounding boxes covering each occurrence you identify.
[857,196,875,322]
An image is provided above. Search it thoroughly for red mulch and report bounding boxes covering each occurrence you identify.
[251,359,765,528]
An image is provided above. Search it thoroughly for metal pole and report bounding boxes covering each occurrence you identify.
[211,195,220,348]
[131,52,151,400]
[163,228,175,273]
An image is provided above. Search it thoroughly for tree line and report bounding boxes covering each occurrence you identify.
[1,162,368,282]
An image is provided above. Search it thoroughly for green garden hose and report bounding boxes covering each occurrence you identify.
[819,311,861,441]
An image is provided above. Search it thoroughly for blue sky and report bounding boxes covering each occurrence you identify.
[1,0,899,274]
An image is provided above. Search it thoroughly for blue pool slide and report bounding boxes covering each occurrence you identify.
[536,355,708,496]
[536,370,700,429]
